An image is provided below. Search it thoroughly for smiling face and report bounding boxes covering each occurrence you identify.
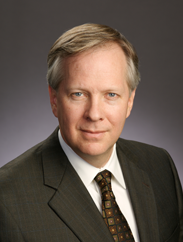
[49,43,136,167]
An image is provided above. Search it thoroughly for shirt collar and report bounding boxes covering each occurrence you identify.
[58,130,126,189]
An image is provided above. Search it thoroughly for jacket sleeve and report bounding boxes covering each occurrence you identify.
[0,201,25,242]
[164,149,183,242]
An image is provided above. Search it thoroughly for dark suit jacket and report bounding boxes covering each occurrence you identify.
[0,127,182,242]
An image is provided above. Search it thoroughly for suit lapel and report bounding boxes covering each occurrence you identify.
[42,128,113,242]
[116,141,160,242]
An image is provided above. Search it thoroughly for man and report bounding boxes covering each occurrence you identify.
[0,23,182,242]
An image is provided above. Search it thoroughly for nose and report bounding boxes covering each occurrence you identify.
[84,96,104,122]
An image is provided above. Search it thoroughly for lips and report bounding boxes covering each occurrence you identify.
[80,129,106,139]
[82,130,105,133]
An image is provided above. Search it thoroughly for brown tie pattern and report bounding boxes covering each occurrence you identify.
[95,170,135,242]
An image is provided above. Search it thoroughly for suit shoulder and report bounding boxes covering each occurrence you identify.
[116,138,174,173]
[0,127,59,180]
[0,140,44,182]
[116,138,182,198]
[117,138,168,158]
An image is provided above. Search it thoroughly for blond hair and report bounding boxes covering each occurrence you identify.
[47,23,140,91]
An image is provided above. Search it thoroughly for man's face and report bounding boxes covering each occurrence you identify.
[49,43,135,167]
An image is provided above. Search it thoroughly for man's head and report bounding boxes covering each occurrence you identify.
[47,23,140,167]
[47,23,140,93]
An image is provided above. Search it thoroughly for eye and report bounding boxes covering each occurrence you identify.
[108,93,116,97]
[73,92,83,97]
[71,92,86,100]
[105,92,119,101]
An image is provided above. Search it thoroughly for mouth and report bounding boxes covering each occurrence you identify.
[80,129,106,139]
[81,129,106,133]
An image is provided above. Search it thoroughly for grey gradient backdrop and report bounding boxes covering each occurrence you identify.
[1,0,183,185]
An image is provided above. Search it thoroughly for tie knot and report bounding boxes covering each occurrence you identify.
[94,170,112,193]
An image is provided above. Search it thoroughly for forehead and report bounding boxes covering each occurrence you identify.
[63,43,127,80]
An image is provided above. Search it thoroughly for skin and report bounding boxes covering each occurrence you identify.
[49,43,136,168]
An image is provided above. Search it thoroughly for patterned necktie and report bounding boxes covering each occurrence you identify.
[95,170,135,242]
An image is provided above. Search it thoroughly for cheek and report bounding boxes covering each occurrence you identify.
[59,104,84,128]
[107,105,127,125]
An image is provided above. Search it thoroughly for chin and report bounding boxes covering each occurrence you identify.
[77,143,112,158]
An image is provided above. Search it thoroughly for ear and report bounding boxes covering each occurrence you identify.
[126,89,136,118]
[48,85,58,118]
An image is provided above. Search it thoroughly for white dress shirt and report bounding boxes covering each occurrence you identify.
[58,130,140,242]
